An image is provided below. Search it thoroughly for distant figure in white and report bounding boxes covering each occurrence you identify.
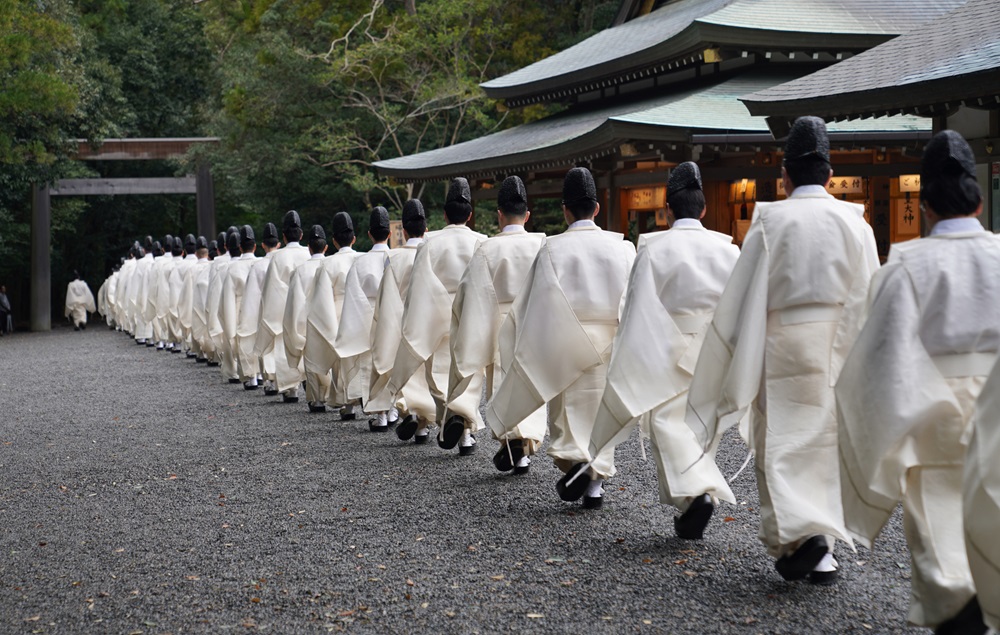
[65,272,96,331]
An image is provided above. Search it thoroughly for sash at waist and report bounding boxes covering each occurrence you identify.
[774,303,843,326]
[932,351,998,378]
[671,313,712,334]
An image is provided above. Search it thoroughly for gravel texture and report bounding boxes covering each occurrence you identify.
[0,326,928,634]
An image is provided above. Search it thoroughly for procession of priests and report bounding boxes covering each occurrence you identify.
[95,119,999,635]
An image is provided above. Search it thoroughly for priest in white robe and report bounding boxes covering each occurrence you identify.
[588,162,739,535]
[303,212,360,416]
[389,178,487,452]
[967,361,1000,635]
[207,229,237,375]
[128,238,156,345]
[114,245,139,335]
[254,211,311,402]
[836,130,998,632]
[179,237,211,361]
[284,224,332,411]
[168,235,198,354]
[65,272,96,330]
[147,235,176,350]
[448,176,545,469]
[237,223,280,392]
[486,167,636,508]
[685,117,879,584]
[220,226,260,389]
[333,208,392,430]
[368,199,436,440]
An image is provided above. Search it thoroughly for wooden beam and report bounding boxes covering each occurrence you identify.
[74,138,219,161]
[49,177,197,197]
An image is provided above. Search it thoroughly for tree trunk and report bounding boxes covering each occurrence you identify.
[404,0,416,16]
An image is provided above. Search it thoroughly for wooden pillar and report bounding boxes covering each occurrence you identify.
[196,163,216,239]
[30,183,51,332]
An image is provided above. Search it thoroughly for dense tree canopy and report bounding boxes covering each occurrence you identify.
[0,0,616,325]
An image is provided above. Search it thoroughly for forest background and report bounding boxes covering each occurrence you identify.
[0,0,618,325]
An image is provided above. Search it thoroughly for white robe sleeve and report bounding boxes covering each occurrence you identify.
[589,244,691,457]
[388,247,452,395]
[448,248,500,405]
[304,268,339,376]
[238,265,263,363]
[485,245,604,437]
[220,272,238,349]
[835,264,966,547]
[254,260,284,356]
[685,220,769,450]
[368,265,403,408]
[282,269,309,370]
[331,264,375,389]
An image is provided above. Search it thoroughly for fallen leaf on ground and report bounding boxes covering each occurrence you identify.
[405,579,414,586]
[186,576,199,581]
[683,570,697,577]
[165,474,177,480]
[526,613,544,619]
[489,575,504,581]
[23,616,40,622]
[723,516,736,522]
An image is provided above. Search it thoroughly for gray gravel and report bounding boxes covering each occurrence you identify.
[0,326,927,634]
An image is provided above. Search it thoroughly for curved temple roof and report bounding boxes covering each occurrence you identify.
[741,0,1000,136]
[376,72,929,182]
[481,0,968,103]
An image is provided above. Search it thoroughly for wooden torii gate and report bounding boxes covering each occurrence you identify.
[30,138,219,331]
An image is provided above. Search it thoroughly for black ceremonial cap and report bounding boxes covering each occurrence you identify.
[184,234,197,252]
[262,222,279,242]
[226,230,240,255]
[152,240,162,254]
[131,241,141,257]
[208,240,218,258]
[784,116,830,164]
[497,176,527,208]
[172,236,184,254]
[216,232,226,247]
[308,224,326,241]
[144,235,154,251]
[921,129,976,187]
[562,167,597,205]
[668,161,702,193]
[402,199,425,222]
[332,211,353,233]
[370,207,390,234]
[446,177,472,205]
[196,236,208,250]
[239,224,255,242]
[282,210,301,232]
[163,234,173,248]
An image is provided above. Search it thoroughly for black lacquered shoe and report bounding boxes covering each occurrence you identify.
[493,439,525,472]
[396,415,418,441]
[582,496,603,510]
[775,535,829,582]
[438,415,464,450]
[935,596,988,635]
[674,494,714,540]
[556,463,591,502]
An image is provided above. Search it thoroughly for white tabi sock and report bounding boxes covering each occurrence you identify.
[814,553,838,572]
[372,412,388,428]
[585,478,604,499]
[459,430,475,447]
[388,407,399,423]
[414,428,429,439]
[340,404,355,416]
[245,378,258,388]
[515,456,530,469]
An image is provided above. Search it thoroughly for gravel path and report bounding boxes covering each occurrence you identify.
[0,327,926,634]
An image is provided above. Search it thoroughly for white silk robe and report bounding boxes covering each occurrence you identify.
[115,259,136,334]
[104,271,119,328]
[128,253,155,340]
[220,253,259,379]
[486,224,636,478]
[206,253,234,370]
[967,359,1000,631]
[368,242,435,421]
[686,187,879,558]
[332,245,390,407]
[303,247,360,406]
[254,243,310,392]
[389,225,486,425]
[237,252,275,381]
[449,228,545,443]
[179,257,209,354]
[836,229,1000,627]
[168,255,196,346]
[148,253,175,343]
[65,280,96,327]
[589,223,739,506]
[283,255,327,398]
